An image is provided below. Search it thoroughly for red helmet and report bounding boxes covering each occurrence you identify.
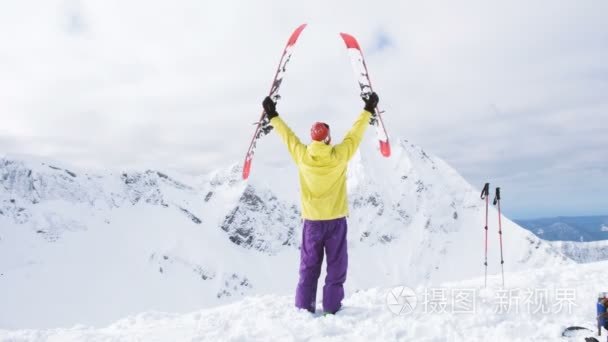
[310,122,330,142]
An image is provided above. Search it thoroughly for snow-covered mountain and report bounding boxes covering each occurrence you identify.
[0,137,569,329]
[551,240,608,263]
[515,216,608,242]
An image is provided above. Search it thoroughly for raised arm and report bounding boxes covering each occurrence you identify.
[263,97,306,163]
[334,93,379,161]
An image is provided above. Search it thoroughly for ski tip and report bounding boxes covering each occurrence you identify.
[380,140,391,157]
[242,159,252,180]
[287,23,308,46]
[339,32,360,50]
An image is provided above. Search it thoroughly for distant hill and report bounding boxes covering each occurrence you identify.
[515,215,608,241]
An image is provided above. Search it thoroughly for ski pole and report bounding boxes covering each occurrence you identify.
[493,187,505,288]
[480,183,490,287]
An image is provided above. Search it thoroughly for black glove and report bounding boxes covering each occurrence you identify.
[363,92,379,113]
[262,96,278,120]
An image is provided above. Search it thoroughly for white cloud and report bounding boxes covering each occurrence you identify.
[0,0,607,218]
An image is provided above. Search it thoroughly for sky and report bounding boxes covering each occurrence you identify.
[0,0,606,219]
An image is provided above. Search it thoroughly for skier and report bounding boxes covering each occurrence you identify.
[598,296,608,335]
[262,93,380,314]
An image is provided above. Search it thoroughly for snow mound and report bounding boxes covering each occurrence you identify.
[1,261,605,341]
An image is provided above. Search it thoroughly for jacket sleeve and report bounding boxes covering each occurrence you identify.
[270,116,306,164]
[334,110,372,161]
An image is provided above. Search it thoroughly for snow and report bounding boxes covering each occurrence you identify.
[2,137,602,339]
[551,240,608,263]
[1,260,606,341]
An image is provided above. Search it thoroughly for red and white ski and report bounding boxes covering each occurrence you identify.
[242,23,307,180]
[339,33,391,157]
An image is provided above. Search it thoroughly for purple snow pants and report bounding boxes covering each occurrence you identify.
[295,217,348,314]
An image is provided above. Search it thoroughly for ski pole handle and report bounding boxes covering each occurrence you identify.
[480,183,490,199]
[493,187,501,205]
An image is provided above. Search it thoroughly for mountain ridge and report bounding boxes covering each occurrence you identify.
[515,215,608,242]
[0,138,569,328]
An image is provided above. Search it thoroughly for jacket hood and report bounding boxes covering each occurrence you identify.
[307,141,332,158]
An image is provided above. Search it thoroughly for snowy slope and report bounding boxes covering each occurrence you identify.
[1,260,604,342]
[0,137,569,329]
[551,240,608,263]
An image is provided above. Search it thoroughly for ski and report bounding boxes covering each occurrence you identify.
[339,32,391,157]
[242,23,307,180]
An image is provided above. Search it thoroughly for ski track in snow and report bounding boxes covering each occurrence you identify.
[1,261,606,341]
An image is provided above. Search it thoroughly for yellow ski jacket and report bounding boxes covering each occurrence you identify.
[270,110,372,220]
